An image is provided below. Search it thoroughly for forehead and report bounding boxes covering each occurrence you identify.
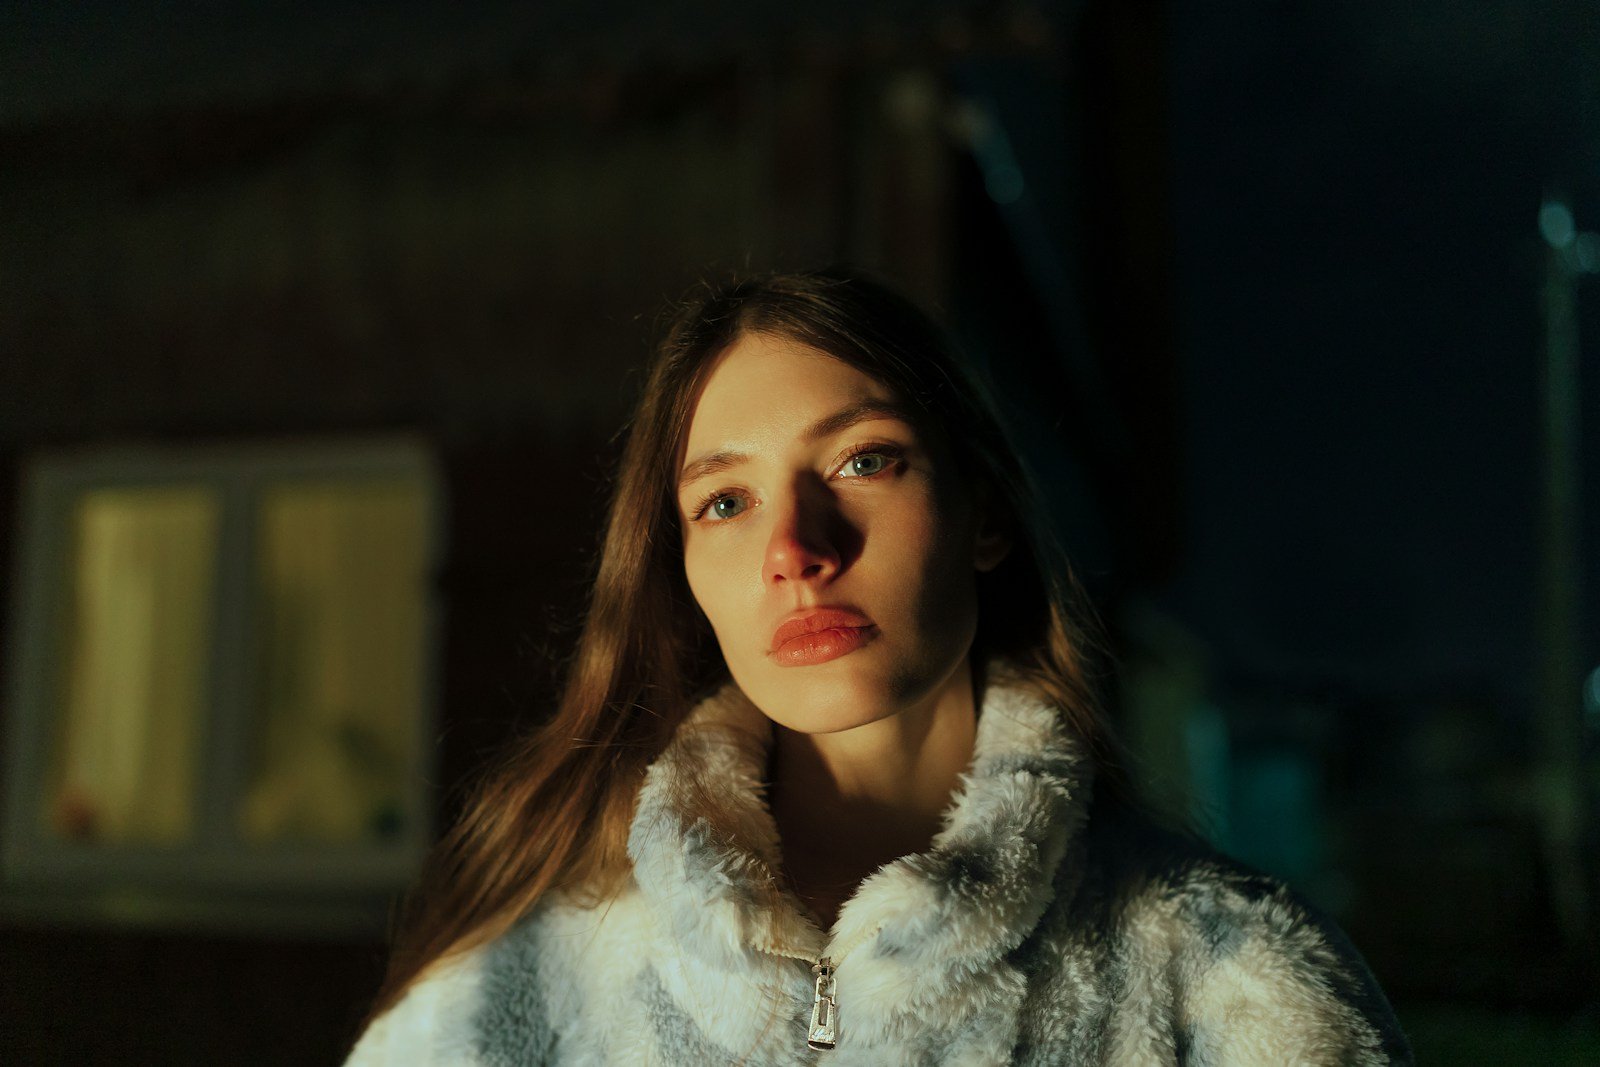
[681,332,905,453]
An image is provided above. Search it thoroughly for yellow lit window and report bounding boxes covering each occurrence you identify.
[2,440,439,934]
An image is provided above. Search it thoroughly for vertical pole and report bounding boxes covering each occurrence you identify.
[1536,198,1587,947]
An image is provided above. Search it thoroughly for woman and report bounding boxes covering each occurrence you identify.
[346,269,1411,1065]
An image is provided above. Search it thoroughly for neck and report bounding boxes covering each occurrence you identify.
[768,657,979,921]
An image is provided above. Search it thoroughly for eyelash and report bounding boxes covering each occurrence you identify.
[687,442,906,523]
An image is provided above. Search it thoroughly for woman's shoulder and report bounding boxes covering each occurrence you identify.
[343,885,651,1067]
[342,947,497,1067]
[1073,798,1414,1064]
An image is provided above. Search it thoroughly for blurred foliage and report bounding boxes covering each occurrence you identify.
[1401,1008,1600,1065]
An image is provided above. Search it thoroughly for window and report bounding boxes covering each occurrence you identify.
[2,439,441,934]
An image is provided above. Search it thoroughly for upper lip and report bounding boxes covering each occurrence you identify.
[769,606,876,653]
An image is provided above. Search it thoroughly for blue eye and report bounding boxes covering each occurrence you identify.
[687,486,752,523]
[705,493,747,521]
[840,452,889,478]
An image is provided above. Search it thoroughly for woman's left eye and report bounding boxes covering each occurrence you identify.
[837,450,894,479]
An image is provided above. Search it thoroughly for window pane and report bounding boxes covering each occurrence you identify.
[49,487,219,844]
[241,481,429,845]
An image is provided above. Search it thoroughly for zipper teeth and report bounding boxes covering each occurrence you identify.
[821,923,885,968]
[763,920,887,970]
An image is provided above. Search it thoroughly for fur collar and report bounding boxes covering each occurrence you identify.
[625,669,1094,1049]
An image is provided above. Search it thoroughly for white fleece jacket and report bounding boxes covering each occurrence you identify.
[346,676,1411,1065]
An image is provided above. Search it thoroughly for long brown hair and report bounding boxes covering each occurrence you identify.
[366,266,1130,1020]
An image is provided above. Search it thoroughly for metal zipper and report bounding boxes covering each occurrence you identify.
[807,957,837,1050]
[767,922,885,1054]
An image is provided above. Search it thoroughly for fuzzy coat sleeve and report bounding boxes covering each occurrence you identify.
[341,951,490,1067]
[1157,868,1412,1065]
[1077,811,1412,1066]
[1040,799,1413,1066]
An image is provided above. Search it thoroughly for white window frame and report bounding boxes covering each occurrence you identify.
[1,437,443,935]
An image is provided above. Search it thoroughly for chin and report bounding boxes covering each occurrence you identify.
[740,657,929,736]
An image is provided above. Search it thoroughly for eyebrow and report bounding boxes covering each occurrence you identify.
[677,399,917,492]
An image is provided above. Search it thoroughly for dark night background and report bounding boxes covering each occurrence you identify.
[2,1,1597,1063]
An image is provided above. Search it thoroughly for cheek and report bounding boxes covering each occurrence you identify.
[910,542,979,628]
[682,547,717,629]
[683,539,751,644]
[908,503,982,618]
[901,481,972,563]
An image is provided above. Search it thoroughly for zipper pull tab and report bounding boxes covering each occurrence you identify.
[807,957,838,1051]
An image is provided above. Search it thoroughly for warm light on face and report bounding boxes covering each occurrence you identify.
[677,332,991,734]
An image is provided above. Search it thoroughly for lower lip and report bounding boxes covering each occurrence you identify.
[772,625,877,667]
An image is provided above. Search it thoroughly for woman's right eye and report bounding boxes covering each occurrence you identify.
[700,493,749,521]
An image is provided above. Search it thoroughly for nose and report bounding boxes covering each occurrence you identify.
[761,485,842,587]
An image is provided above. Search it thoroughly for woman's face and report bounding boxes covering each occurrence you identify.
[677,331,1006,734]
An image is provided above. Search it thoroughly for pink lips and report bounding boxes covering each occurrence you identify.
[769,607,878,667]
